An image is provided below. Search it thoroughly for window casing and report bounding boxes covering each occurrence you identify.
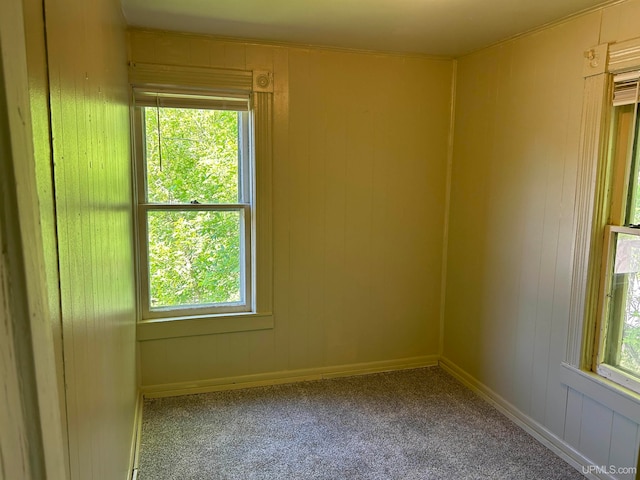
[129,63,274,334]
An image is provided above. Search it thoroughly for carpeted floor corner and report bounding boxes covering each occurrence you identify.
[138,367,584,479]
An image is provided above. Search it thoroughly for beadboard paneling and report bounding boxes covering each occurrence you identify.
[44,0,137,478]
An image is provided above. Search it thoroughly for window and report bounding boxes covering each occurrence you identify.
[567,39,640,397]
[134,90,253,319]
[128,63,273,335]
[594,71,640,392]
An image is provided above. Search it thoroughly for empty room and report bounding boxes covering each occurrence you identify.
[2,0,640,479]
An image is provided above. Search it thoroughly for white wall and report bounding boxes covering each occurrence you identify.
[444,2,640,477]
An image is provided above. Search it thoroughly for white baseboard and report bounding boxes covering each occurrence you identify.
[127,392,143,480]
[439,357,615,480]
[141,355,439,398]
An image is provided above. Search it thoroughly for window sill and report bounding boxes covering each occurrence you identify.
[137,312,274,341]
[559,362,640,423]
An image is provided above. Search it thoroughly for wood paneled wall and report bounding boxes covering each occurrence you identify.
[28,0,139,477]
[129,31,453,387]
[445,2,640,477]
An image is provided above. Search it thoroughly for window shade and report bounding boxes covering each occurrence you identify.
[133,88,250,111]
[613,71,640,106]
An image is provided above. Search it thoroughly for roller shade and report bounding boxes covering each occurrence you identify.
[128,62,253,93]
[133,88,250,111]
[613,71,640,106]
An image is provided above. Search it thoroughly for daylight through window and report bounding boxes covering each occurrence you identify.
[134,90,253,319]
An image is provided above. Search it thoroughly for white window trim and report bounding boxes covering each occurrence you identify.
[129,63,274,339]
[567,37,640,397]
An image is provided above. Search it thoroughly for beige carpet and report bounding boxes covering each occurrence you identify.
[138,367,584,479]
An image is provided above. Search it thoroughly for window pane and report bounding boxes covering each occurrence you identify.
[144,107,241,204]
[608,233,640,376]
[147,210,243,309]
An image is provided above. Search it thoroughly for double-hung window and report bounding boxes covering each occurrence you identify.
[129,63,273,337]
[595,71,640,392]
[133,89,254,319]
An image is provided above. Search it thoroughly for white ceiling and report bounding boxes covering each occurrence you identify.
[121,0,614,57]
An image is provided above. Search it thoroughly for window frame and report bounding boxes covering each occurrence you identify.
[128,63,274,339]
[567,37,640,397]
[133,104,254,319]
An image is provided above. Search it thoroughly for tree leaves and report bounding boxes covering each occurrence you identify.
[144,107,244,308]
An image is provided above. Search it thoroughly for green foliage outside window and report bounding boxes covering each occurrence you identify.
[144,107,244,308]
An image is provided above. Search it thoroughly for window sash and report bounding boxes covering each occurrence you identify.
[136,106,251,205]
[133,88,250,111]
[138,204,253,319]
[596,225,640,394]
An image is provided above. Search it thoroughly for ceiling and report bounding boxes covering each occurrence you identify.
[121,0,615,57]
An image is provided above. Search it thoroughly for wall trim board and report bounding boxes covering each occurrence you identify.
[439,357,614,480]
[142,355,439,398]
[127,392,144,480]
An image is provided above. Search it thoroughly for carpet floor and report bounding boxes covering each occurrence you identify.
[138,367,584,479]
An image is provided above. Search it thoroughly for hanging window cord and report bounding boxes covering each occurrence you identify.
[156,94,163,172]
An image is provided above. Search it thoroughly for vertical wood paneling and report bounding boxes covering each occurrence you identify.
[564,387,583,447]
[444,46,497,381]
[609,413,640,478]
[446,5,640,476]
[271,47,292,373]
[286,48,312,369]
[599,0,640,46]
[44,0,137,477]
[319,52,350,365]
[304,52,329,366]
[130,31,452,386]
[224,43,247,70]
[545,20,588,437]
[580,396,614,466]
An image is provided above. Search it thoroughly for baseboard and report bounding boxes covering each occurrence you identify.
[127,391,144,480]
[141,355,439,398]
[439,357,615,480]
